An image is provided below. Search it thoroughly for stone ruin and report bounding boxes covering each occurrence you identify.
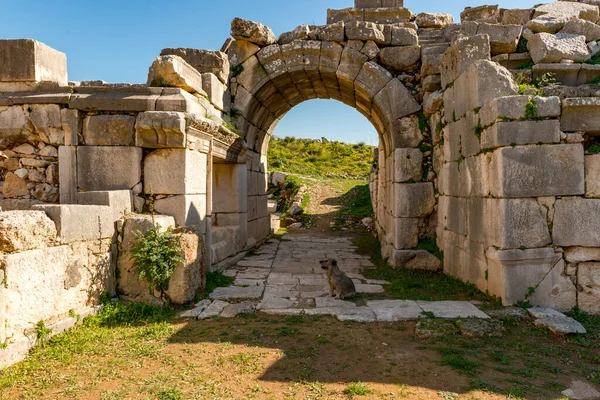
[1,0,600,367]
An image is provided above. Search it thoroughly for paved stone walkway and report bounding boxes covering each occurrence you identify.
[181,234,490,322]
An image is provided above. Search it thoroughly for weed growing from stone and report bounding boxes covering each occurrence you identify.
[130,223,183,298]
[516,37,528,53]
[585,51,600,65]
[525,100,538,119]
[34,320,52,347]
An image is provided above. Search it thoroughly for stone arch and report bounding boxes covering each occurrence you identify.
[230,40,422,157]
[229,38,430,256]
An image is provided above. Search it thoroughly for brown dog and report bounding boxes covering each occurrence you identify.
[319,258,356,300]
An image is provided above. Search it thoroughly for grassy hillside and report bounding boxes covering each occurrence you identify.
[267,137,376,179]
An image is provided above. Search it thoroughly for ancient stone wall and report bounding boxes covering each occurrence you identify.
[1,2,600,371]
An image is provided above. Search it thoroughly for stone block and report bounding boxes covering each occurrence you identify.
[213,163,247,213]
[477,23,523,55]
[561,19,600,42]
[156,87,208,116]
[377,46,420,72]
[201,73,228,112]
[77,146,142,191]
[461,5,500,22]
[528,33,590,64]
[58,146,77,204]
[147,55,206,97]
[68,87,162,112]
[440,35,491,88]
[135,111,187,148]
[154,194,207,229]
[469,198,551,249]
[77,190,133,223]
[561,97,600,133]
[585,155,600,198]
[392,183,435,218]
[228,40,261,67]
[578,262,600,314]
[388,249,441,270]
[0,211,56,253]
[502,9,534,25]
[82,115,136,146]
[117,214,176,304]
[345,21,385,44]
[144,149,206,195]
[553,198,600,247]
[230,17,277,47]
[160,48,230,83]
[489,144,584,198]
[0,39,67,89]
[61,108,81,146]
[32,204,114,243]
[393,148,422,183]
[390,217,419,249]
[451,60,518,120]
[2,172,28,198]
[487,249,575,310]
[481,120,561,149]
[315,22,345,42]
[534,2,599,23]
[167,232,205,304]
[415,13,453,29]
[0,246,109,344]
[362,8,414,25]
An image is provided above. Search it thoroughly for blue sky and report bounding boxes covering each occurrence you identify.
[0,0,539,143]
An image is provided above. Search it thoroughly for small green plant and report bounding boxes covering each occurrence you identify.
[68,309,77,318]
[514,300,533,309]
[516,59,534,70]
[525,100,538,119]
[230,64,244,77]
[222,114,243,137]
[585,51,600,65]
[344,382,373,396]
[590,75,600,85]
[473,120,484,140]
[438,348,480,376]
[416,236,443,261]
[130,224,183,299]
[421,311,436,319]
[157,388,183,400]
[587,143,600,154]
[516,37,528,53]
[533,72,558,88]
[35,320,52,347]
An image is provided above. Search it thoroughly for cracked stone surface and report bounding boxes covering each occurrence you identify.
[528,307,587,334]
[196,234,497,321]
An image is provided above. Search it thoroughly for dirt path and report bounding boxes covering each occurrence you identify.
[293,178,370,233]
[304,181,342,232]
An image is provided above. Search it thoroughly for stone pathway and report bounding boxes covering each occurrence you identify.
[182,234,490,322]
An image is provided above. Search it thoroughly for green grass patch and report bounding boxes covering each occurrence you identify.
[585,51,600,65]
[337,183,373,218]
[268,137,375,180]
[202,271,234,300]
[437,348,481,376]
[344,381,373,396]
[352,234,496,304]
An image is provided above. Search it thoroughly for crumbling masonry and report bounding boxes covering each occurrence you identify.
[1,0,600,368]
